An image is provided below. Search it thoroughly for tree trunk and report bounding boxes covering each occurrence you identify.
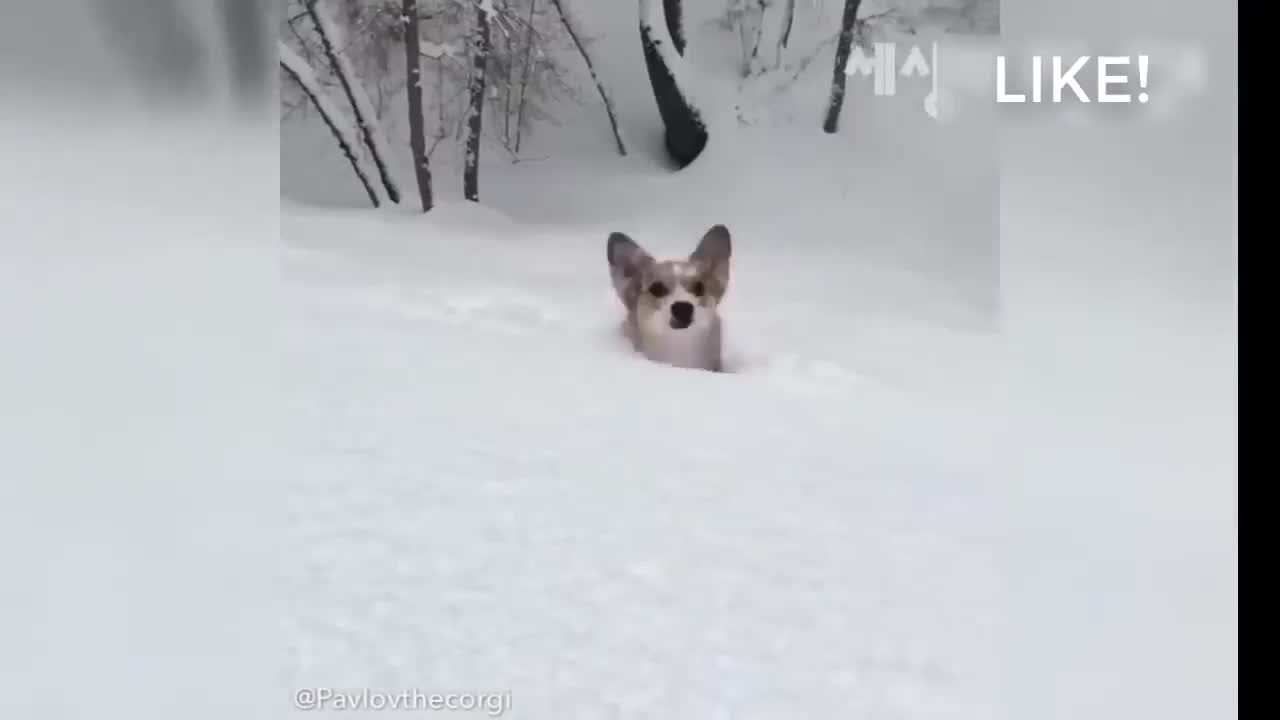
[279,41,383,208]
[502,15,514,148]
[822,0,862,134]
[463,1,492,202]
[639,0,707,168]
[305,0,402,203]
[663,0,686,55]
[550,0,628,156]
[402,0,433,212]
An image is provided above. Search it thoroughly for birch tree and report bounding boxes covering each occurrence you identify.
[463,0,493,202]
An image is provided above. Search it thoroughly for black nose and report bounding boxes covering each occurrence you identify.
[670,301,694,323]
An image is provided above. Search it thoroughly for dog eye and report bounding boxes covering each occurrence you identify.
[690,281,705,297]
[648,282,669,297]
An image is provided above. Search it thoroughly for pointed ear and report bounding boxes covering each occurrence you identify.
[607,232,653,310]
[690,224,731,295]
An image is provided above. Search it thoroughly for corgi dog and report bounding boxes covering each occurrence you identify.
[606,224,732,372]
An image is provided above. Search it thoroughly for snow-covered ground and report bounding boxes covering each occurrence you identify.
[282,201,998,718]
[281,6,1002,718]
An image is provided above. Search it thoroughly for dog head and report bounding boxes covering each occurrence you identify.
[606,224,732,336]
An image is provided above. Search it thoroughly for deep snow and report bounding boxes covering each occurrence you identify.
[280,199,998,718]
[281,4,1000,716]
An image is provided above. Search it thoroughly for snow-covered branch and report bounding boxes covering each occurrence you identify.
[305,0,404,204]
[279,40,386,208]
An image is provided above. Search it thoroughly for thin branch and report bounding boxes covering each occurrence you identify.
[513,0,538,154]
[787,32,839,84]
[550,0,628,155]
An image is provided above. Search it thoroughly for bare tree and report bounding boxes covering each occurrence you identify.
[402,0,434,212]
[822,0,862,134]
[550,0,628,156]
[464,0,493,202]
[476,0,584,161]
[279,41,385,207]
[305,0,402,203]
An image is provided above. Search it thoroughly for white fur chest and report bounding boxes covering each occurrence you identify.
[637,316,721,371]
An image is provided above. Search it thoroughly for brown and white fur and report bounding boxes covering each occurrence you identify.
[606,224,732,372]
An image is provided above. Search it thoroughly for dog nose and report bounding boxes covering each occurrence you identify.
[670,301,694,323]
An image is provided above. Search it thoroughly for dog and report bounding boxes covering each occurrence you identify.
[606,224,732,372]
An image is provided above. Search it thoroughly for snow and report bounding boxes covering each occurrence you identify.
[281,198,997,717]
[2,108,282,720]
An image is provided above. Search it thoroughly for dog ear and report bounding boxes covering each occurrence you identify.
[690,224,731,297]
[607,232,653,310]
